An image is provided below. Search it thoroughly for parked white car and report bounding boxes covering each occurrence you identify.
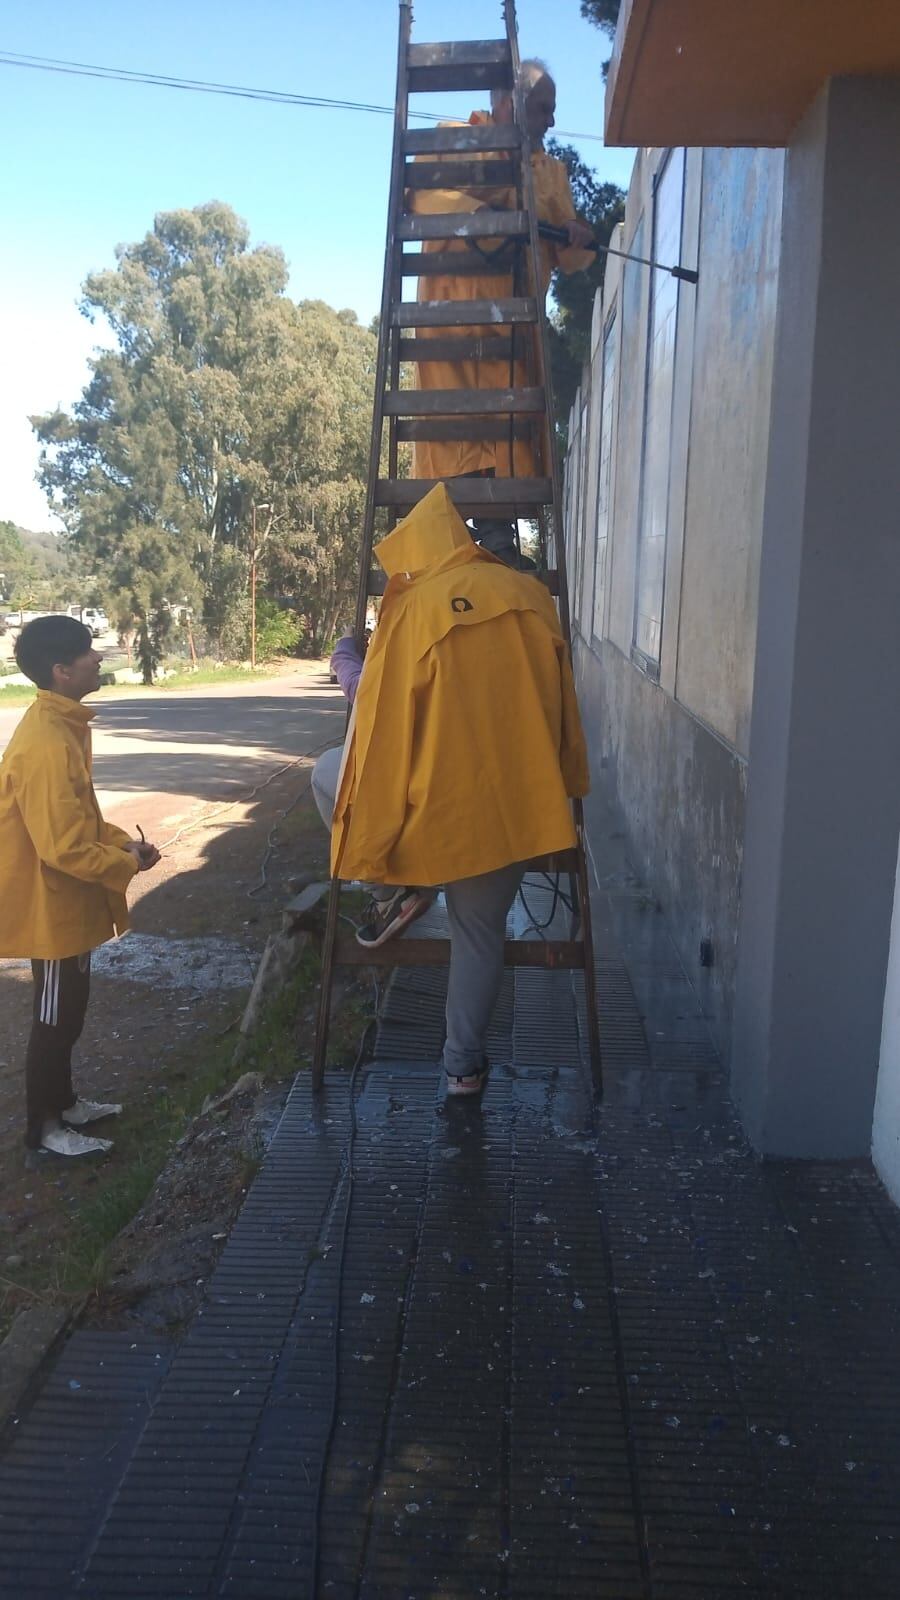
[81,608,110,638]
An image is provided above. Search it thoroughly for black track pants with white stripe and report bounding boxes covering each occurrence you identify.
[25,954,91,1148]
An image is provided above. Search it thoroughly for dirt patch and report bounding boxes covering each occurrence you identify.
[0,749,370,1339]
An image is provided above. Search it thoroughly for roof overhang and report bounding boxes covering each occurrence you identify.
[605,0,900,147]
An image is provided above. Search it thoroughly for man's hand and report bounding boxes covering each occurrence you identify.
[124,840,161,872]
[565,218,596,250]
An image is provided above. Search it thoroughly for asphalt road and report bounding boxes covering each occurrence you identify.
[0,665,347,842]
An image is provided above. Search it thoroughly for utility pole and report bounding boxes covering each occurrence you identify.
[250,501,271,670]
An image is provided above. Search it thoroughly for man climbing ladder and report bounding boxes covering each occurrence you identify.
[408,55,596,566]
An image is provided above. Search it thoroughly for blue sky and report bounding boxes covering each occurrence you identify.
[0,0,634,529]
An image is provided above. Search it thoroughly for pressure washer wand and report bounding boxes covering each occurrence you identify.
[538,221,699,285]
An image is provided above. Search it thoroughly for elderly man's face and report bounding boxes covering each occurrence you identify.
[525,74,556,143]
[494,72,557,144]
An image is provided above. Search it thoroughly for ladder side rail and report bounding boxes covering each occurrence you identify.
[312,0,413,1093]
[505,1,602,1090]
[503,0,571,642]
[354,0,413,640]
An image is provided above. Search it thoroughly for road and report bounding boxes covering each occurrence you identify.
[0,664,346,841]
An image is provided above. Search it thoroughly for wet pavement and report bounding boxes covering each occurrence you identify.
[2,793,900,1596]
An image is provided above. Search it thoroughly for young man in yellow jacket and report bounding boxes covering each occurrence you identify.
[0,616,160,1157]
[322,483,589,1096]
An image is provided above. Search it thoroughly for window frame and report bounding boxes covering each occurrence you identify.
[591,304,619,647]
[631,147,686,680]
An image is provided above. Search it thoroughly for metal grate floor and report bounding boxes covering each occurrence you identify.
[2,861,900,1595]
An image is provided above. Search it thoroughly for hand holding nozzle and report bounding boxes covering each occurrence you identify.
[538,220,699,284]
[128,823,161,871]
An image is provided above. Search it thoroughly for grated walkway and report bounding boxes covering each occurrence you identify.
[2,801,900,1596]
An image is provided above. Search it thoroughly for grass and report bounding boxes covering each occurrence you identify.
[147,662,287,692]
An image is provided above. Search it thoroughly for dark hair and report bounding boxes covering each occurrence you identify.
[14,616,93,689]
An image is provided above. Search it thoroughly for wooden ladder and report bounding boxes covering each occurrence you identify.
[311,0,601,1093]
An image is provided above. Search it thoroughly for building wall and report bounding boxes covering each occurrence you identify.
[565,145,784,1055]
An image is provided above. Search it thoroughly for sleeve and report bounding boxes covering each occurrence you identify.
[543,163,596,278]
[329,635,365,705]
[103,820,134,850]
[13,747,140,893]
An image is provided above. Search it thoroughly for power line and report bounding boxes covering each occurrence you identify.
[0,48,607,142]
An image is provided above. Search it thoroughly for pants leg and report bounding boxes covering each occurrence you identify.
[311,744,344,829]
[25,954,91,1148]
[443,862,524,1078]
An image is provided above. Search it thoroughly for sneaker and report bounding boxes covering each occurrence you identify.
[356,888,434,950]
[62,1098,123,1128]
[40,1126,113,1157]
[445,1057,490,1098]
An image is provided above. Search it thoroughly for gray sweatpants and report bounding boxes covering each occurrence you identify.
[311,744,523,1077]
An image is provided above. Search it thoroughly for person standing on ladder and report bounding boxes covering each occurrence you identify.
[409,59,596,568]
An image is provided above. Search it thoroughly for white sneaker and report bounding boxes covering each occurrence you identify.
[62,1098,123,1128]
[40,1126,113,1157]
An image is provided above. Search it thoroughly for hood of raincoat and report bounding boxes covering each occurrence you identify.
[375,485,474,578]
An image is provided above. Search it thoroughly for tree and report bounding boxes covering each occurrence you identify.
[258,302,377,654]
[31,204,376,671]
[580,0,622,73]
[0,522,35,603]
[548,142,625,437]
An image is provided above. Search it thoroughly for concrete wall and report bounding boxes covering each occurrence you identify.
[731,79,900,1157]
[873,837,900,1202]
[566,145,784,1056]
[675,150,784,754]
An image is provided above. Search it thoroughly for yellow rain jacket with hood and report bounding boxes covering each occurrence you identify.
[331,484,589,888]
[0,692,139,960]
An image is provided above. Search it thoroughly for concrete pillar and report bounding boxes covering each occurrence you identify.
[731,77,900,1156]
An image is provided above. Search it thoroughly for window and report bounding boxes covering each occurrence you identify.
[566,419,582,617]
[633,148,685,672]
[592,310,618,641]
[577,388,594,637]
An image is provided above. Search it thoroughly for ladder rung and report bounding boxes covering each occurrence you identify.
[366,567,560,596]
[375,478,553,510]
[384,387,545,417]
[405,160,516,190]
[394,415,532,440]
[334,932,585,969]
[398,212,529,243]
[407,41,512,93]
[398,336,514,364]
[403,125,522,156]
[393,297,537,328]
[401,249,515,279]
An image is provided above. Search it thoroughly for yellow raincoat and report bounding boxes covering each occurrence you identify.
[410,111,594,480]
[331,485,589,887]
[0,692,139,959]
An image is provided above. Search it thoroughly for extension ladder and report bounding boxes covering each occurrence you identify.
[311,0,602,1091]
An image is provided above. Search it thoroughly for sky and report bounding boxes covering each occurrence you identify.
[0,0,635,531]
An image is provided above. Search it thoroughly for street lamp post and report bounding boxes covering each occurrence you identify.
[250,502,271,670]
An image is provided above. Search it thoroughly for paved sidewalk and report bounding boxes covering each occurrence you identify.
[2,794,900,1597]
